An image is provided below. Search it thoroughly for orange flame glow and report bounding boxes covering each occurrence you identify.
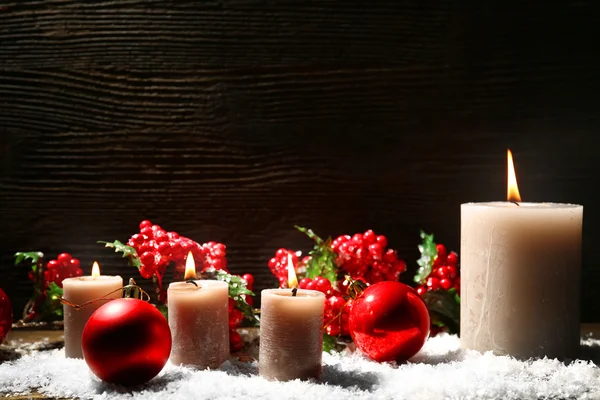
[287,253,298,289]
[184,251,197,280]
[507,149,522,202]
[91,261,100,277]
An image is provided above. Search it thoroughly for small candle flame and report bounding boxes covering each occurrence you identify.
[507,149,522,203]
[287,253,298,289]
[91,261,100,277]
[184,251,197,280]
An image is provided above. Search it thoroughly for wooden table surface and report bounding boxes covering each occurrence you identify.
[2,324,600,399]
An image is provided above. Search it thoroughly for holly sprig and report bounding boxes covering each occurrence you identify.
[98,240,141,268]
[414,230,461,334]
[414,230,436,284]
[200,268,258,325]
[14,251,64,321]
[295,225,338,284]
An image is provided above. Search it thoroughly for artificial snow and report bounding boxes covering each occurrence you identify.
[1,334,600,400]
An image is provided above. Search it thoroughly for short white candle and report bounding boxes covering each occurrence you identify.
[259,254,325,381]
[62,262,123,358]
[460,150,583,359]
[167,252,229,368]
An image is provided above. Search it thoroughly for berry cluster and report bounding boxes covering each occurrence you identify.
[127,220,228,279]
[415,244,460,296]
[299,276,351,336]
[43,253,83,288]
[267,249,306,288]
[229,273,254,352]
[332,230,406,284]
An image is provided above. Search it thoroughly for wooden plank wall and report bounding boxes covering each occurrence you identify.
[1,1,599,320]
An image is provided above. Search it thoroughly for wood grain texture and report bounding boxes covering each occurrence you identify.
[1,1,600,320]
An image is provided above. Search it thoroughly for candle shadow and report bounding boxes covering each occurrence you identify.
[90,369,190,395]
[409,348,468,365]
[320,364,380,392]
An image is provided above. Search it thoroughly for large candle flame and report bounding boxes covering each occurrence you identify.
[507,149,522,202]
[184,251,197,280]
[91,261,100,277]
[287,253,298,289]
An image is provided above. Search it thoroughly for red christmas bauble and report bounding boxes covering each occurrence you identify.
[82,298,171,386]
[348,281,430,362]
[0,288,12,343]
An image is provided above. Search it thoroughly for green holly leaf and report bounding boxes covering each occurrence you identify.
[14,251,44,271]
[295,226,338,284]
[209,269,258,325]
[45,282,64,318]
[98,240,141,268]
[422,288,460,334]
[322,333,337,353]
[414,230,437,284]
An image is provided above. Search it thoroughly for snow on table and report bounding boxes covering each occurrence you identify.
[1,334,600,400]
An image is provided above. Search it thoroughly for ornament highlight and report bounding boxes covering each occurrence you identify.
[348,280,430,362]
[82,296,171,386]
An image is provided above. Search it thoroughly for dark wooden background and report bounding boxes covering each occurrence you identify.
[1,1,599,321]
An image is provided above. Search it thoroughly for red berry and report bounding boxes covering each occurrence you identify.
[375,235,388,248]
[140,227,154,237]
[363,230,376,244]
[447,252,458,266]
[368,243,383,260]
[139,264,154,279]
[57,253,72,266]
[440,278,452,290]
[305,280,317,291]
[327,296,345,314]
[416,285,427,296]
[242,274,254,288]
[436,244,447,259]
[139,220,152,230]
[326,323,341,336]
[229,309,244,328]
[298,277,312,289]
[436,266,449,279]
[47,260,60,269]
[426,277,440,291]
[446,265,458,279]
[140,252,155,267]
[314,277,332,294]
[69,258,80,270]
[228,298,236,312]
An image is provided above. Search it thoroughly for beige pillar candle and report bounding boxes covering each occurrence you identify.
[167,252,229,368]
[259,254,326,381]
[62,262,123,358]
[460,150,583,359]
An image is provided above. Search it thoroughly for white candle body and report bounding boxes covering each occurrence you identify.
[167,280,229,368]
[62,275,123,358]
[259,289,325,381]
[461,202,583,359]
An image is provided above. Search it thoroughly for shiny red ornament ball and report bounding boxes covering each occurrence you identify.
[349,281,430,362]
[82,298,172,386]
[0,288,12,343]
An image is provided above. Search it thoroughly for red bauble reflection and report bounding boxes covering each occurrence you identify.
[0,288,12,343]
[82,298,171,386]
[348,281,430,362]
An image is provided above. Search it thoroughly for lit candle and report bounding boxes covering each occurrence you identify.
[461,149,583,359]
[62,262,123,358]
[167,251,229,368]
[259,254,326,381]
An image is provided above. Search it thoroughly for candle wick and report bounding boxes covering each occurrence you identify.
[511,201,520,207]
[291,287,298,297]
[186,279,198,287]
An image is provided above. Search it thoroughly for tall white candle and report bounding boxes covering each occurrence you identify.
[167,252,229,368]
[62,262,122,358]
[259,254,325,381]
[461,150,583,359]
